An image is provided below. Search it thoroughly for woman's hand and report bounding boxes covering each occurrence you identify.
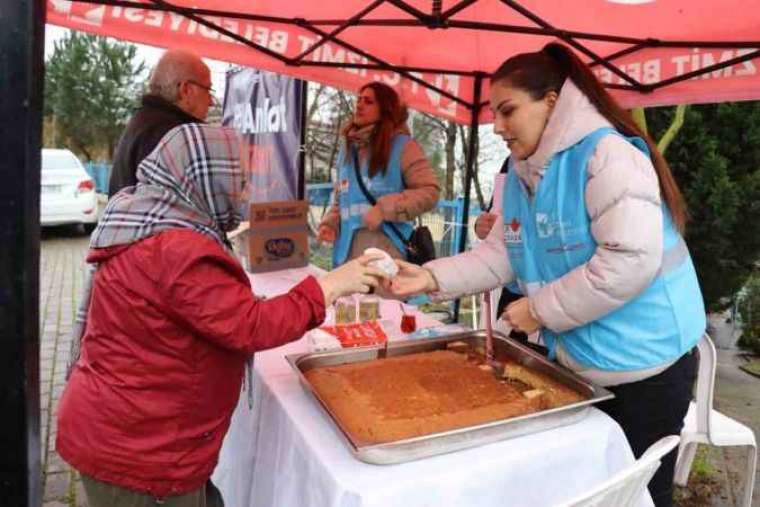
[378,259,438,299]
[502,297,541,334]
[318,252,387,306]
[363,205,383,231]
[317,224,337,244]
[474,212,497,240]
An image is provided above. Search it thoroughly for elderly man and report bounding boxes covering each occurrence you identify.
[108,49,214,196]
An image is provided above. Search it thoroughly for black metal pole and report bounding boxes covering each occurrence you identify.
[452,73,483,323]
[0,0,44,505]
[298,80,308,200]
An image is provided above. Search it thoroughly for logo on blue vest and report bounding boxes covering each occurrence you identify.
[504,218,522,243]
[536,213,557,238]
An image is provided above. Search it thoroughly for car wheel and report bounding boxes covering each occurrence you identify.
[82,223,97,235]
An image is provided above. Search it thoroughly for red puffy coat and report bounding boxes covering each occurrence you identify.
[56,229,325,498]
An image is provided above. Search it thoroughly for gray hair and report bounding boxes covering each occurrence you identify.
[147,50,209,103]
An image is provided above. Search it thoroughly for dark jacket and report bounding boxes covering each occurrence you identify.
[57,229,325,497]
[108,95,199,196]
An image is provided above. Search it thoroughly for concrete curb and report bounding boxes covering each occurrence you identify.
[736,353,760,379]
[739,363,760,380]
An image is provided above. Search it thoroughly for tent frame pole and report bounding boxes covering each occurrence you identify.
[298,80,308,200]
[0,0,44,504]
[452,73,484,323]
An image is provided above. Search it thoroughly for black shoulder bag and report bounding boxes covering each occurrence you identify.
[351,148,436,265]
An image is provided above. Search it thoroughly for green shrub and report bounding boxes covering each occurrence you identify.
[737,274,760,355]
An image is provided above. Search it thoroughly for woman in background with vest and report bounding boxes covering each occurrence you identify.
[384,43,705,507]
[317,82,440,266]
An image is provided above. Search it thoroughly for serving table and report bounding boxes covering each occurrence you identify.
[211,265,652,507]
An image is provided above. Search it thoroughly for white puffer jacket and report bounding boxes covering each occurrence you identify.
[426,79,664,334]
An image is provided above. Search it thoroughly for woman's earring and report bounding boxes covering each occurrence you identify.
[546,91,558,110]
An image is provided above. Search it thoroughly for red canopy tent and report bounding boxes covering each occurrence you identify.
[47,0,760,124]
[1,2,759,504]
[45,0,760,259]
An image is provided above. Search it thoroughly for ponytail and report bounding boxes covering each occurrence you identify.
[492,43,687,233]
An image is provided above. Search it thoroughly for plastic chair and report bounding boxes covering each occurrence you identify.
[674,334,757,507]
[558,435,680,507]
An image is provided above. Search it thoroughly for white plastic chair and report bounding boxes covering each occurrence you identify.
[674,334,757,507]
[558,435,680,507]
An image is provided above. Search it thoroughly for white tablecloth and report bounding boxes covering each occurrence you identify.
[212,266,653,507]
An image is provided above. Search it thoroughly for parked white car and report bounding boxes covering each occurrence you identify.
[40,149,98,233]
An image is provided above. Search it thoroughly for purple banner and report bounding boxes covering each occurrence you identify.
[222,68,305,208]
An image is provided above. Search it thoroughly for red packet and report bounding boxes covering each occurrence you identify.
[319,320,387,348]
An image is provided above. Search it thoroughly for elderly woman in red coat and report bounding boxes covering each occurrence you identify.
[57,123,385,507]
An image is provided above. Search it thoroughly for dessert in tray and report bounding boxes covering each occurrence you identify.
[303,343,586,446]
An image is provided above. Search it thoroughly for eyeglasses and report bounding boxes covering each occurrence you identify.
[186,80,214,95]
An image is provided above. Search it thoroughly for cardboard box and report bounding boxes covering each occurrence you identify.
[246,200,309,273]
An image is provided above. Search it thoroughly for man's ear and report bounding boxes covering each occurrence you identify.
[177,81,188,96]
[175,81,190,108]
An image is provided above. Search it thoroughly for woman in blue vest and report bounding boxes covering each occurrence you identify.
[317,82,440,266]
[384,43,705,507]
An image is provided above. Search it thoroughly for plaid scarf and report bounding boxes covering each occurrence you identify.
[67,124,244,378]
[92,123,244,249]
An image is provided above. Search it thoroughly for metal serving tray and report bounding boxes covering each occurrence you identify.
[286,330,614,465]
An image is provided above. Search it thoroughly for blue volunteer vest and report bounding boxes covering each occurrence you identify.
[332,135,414,266]
[503,127,705,371]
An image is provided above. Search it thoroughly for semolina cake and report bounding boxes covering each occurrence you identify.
[500,362,586,408]
[304,349,585,446]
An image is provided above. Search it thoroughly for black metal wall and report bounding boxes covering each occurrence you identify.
[0,0,45,505]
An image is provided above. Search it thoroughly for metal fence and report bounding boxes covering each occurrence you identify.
[83,162,110,194]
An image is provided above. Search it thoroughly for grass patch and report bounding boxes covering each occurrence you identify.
[65,470,77,507]
[689,445,715,478]
[673,445,722,507]
[418,302,450,313]
[308,239,333,272]
[309,252,332,272]
[739,358,760,378]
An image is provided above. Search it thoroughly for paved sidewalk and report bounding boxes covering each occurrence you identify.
[700,315,760,507]
[40,227,89,507]
[38,230,759,506]
[708,347,760,506]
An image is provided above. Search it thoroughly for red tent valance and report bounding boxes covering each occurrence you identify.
[48,0,760,123]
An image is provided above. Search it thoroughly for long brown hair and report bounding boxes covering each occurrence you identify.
[343,82,409,177]
[492,42,687,233]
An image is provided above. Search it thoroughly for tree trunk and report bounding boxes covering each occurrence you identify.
[444,121,457,199]
[107,137,115,161]
[657,104,688,155]
[326,116,342,182]
[631,107,648,135]
[77,142,93,162]
[471,161,485,210]
[306,84,325,123]
[458,125,485,209]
